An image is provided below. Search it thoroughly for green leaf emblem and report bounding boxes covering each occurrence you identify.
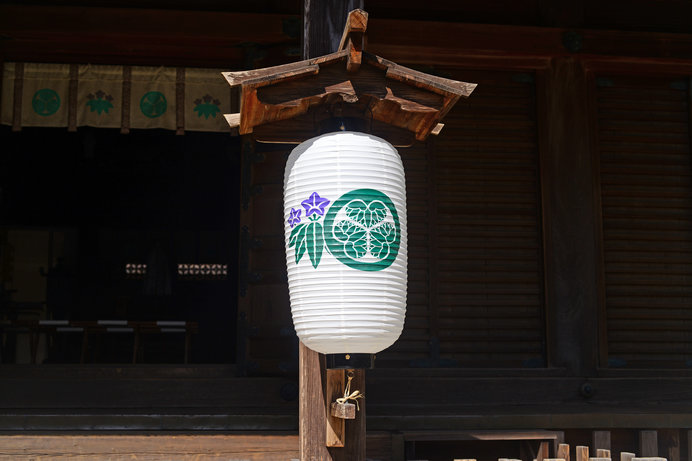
[323,189,401,272]
[289,222,325,268]
[193,95,222,119]
[306,222,324,268]
[86,91,114,115]
[32,89,61,116]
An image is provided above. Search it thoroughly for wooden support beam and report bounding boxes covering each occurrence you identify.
[558,443,570,461]
[0,5,298,67]
[341,369,366,460]
[538,57,600,375]
[537,441,551,461]
[640,431,659,458]
[576,445,590,461]
[659,430,680,461]
[303,0,363,60]
[326,369,346,447]
[299,342,328,460]
[300,3,366,459]
[338,9,368,73]
[593,431,611,452]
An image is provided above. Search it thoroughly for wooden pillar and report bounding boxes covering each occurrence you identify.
[300,2,365,460]
[299,343,327,460]
[640,430,659,458]
[303,0,364,60]
[659,430,680,461]
[593,431,612,452]
[538,57,601,375]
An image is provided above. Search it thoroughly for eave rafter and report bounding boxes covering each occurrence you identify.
[223,9,476,146]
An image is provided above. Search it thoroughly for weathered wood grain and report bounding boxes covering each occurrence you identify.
[558,444,570,461]
[326,369,346,447]
[0,434,300,460]
[594,431,612,452]
[539,58,600,374]
[338,9,368,73]
[577,445,590,461]
[640,431,659,458]
[299,342,328,460]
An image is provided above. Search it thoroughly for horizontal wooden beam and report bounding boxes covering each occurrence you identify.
[0,5,300,67]
[0,435,301,459]
[366,18,692,66]
[0,6,294,42]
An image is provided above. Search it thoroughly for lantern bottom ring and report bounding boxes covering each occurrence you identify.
[326,353,375,370]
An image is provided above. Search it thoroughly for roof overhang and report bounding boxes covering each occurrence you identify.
[223,9,476,146]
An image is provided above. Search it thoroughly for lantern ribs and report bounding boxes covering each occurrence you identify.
[223,9,476,145]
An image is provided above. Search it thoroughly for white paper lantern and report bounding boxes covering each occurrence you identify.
[283,131,407,356]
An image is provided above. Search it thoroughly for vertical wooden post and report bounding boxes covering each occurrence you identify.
[558,443,570,461]
[538,58,601,374]
[659,430,679,461]
[326,369,345,448]
[301,1,365,460]
[299,344,367,460]
[640,431,659,458]
[576,445,590,461]
[300,343,328,461]
[537,442,550,461]
[593,431,612,452]
[339,368,366,460]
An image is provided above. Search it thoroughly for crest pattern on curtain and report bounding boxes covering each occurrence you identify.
[1,62,234,133]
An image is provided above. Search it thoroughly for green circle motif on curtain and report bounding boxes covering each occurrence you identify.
[140,91,167,118]
[32,89,61,116]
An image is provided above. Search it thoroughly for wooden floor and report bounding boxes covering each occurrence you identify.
[0,434,301,460]
[0,433,396,460]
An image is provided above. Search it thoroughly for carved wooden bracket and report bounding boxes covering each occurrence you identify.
[338,9,368,73]
[223,9,476,146]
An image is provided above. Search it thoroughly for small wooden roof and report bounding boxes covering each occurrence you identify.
[223,9,476,146]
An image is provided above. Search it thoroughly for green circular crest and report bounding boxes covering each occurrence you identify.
[323,189,401,272]
[140,91,167,118]
[32,89,61,116]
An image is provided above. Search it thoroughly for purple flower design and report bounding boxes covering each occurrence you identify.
[302,192,330,218]
[288,208,302,228]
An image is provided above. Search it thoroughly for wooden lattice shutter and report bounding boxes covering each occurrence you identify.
[596,75,692,368]
[375,142,433,366]
[430,69,546,367]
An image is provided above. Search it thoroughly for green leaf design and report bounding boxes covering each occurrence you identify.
[306,222,324,268]
[289,223,306,246]
[86,99,114,115]
[194,103,221,119]
[345,199,387,228]
[370,222,396,259]
[295,226,308,264]
[323,189,401,272]
[334,221,367,259]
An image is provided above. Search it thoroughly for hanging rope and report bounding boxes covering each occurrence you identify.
[336,373,364,410]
